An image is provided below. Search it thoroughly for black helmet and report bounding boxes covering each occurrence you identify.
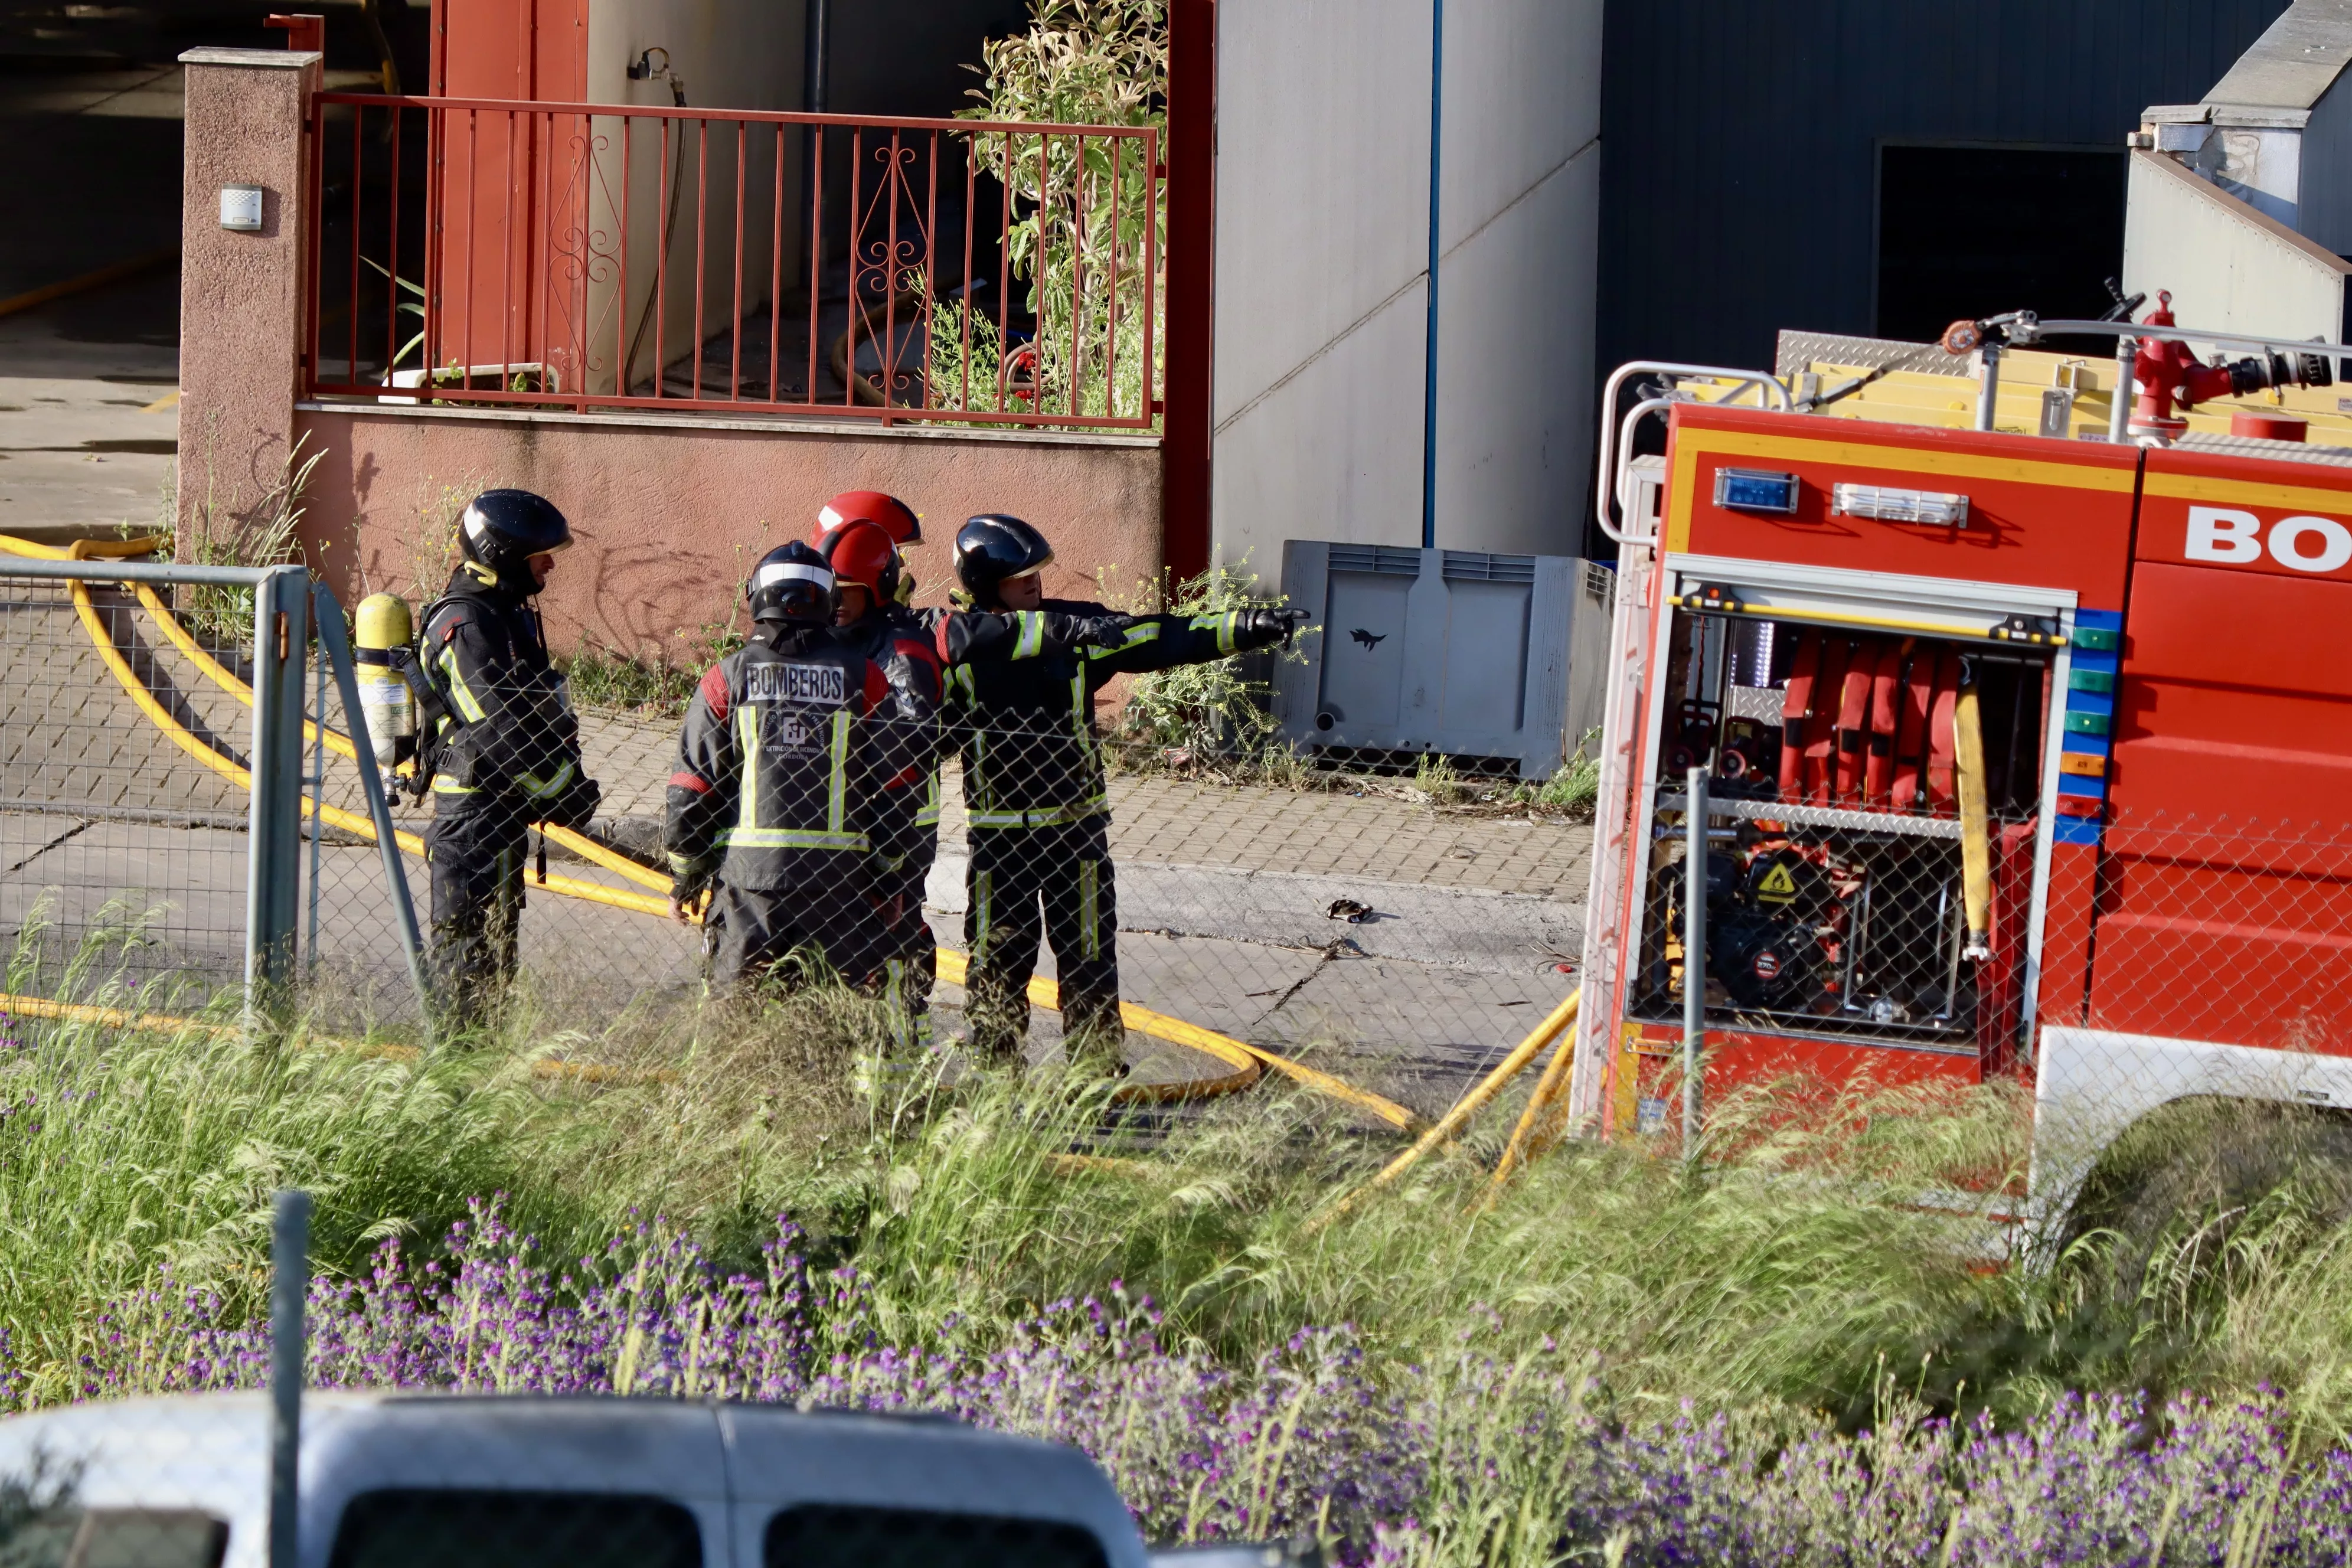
[746,540,837,626]
[953,514,1053,607]
[459,489,573,592]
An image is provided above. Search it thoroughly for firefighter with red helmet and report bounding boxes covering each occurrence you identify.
[415,489,602,1022]
[943,514,1305,1069]
[662,540,934,995]
[819,516,948,1033]
[815,489,923,606]
[814,492,1130,1038]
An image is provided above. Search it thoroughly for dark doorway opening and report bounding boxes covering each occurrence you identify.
[1876,145,2127,348]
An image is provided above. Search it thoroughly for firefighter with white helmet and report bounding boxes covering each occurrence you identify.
[414,488,602,1021]
[664,540,936,995]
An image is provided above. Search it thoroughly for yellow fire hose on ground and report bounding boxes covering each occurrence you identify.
[0,989,655,1084]
[1311,987,1580,1228]
[2,533,1419,1127]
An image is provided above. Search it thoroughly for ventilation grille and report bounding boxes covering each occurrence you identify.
[1579,560,1616,609]
[1328,544,1423,576]
[1439,550,1536,584]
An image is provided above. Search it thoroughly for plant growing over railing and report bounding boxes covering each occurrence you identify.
[927,0,1166,424]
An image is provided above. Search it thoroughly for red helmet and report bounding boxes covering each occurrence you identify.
[814,491,921,547]
[822,518,901,609]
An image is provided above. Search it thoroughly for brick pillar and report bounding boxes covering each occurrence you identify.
[175,47,320,558]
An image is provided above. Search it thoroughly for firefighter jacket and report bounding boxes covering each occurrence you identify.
[418,564,589,815]
[664,623,937,896]
[836,607,948,880]
[937,599,1278,829]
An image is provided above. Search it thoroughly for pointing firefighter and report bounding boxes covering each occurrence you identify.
[663,540,936,997]
[810,490,1129,1039]
[942,515,1304,1071]
[413,489,602,1023]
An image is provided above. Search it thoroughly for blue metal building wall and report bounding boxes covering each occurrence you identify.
[2298,73,2352,262]
[1598,0,2292,375]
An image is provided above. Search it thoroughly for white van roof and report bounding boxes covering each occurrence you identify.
[0,1392,1144,1568]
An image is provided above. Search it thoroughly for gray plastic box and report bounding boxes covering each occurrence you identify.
[1271,541,1613,780]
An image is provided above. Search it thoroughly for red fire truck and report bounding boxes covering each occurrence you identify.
[1565,311,2352,1216]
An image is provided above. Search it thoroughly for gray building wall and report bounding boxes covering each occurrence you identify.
[1598,0,2292,380]
[2298,71,2352,260]
[1212,0,1604,576]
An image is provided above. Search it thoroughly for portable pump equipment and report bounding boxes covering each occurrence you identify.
[1569,313,2352,1216]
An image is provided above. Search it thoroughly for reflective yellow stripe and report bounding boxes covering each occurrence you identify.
[1079,859,1100,960]
[1188,611,1236,654]
[736,702,760,834]
[1072,672,1099,767]
[436,644,487,723]
[973,868,993,952]
[914,770,942,827]
[967,728,991,813]
[1013,611,1046,659]
[515,759,574,800]
[966,798,1109,830]
[430,775,478,795]
[827,709,850,833]
[720,827,868,851]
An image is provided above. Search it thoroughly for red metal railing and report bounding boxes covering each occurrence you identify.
[303,94,1163,430]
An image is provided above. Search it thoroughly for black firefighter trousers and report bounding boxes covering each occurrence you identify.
[426,802,528,1025]
[964,814,1122,1064]
[704,881,884,997]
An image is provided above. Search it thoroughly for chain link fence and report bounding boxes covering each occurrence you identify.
[0,556,1595,1125]
[2,566,267,1016]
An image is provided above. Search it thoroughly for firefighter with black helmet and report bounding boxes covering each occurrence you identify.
[811,492,1132,1039]
[943,514,1305,1069]
[664,540,935,996]
[415,488,602,1021]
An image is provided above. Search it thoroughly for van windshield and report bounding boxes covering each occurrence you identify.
[765,1502,1110,1568]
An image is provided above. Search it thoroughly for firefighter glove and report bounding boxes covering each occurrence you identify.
[667,851,717,906]
[1240,607,1312,648]
[543,775,602,831]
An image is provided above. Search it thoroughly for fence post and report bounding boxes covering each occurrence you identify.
[1683,765,1708,1162]
[247,566,311,1008]
[269,1187,311,1568]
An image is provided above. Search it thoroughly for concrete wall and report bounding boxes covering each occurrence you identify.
[2122,148,2350,342]
[1211,0,1602,576]
[293,404,1164,661]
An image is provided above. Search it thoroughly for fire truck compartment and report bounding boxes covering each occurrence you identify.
[1626,592,2054,1059]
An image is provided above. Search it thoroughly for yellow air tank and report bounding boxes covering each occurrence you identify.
[354,593,416,786]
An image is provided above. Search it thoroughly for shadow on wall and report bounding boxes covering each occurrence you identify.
[290,407,1166,665]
